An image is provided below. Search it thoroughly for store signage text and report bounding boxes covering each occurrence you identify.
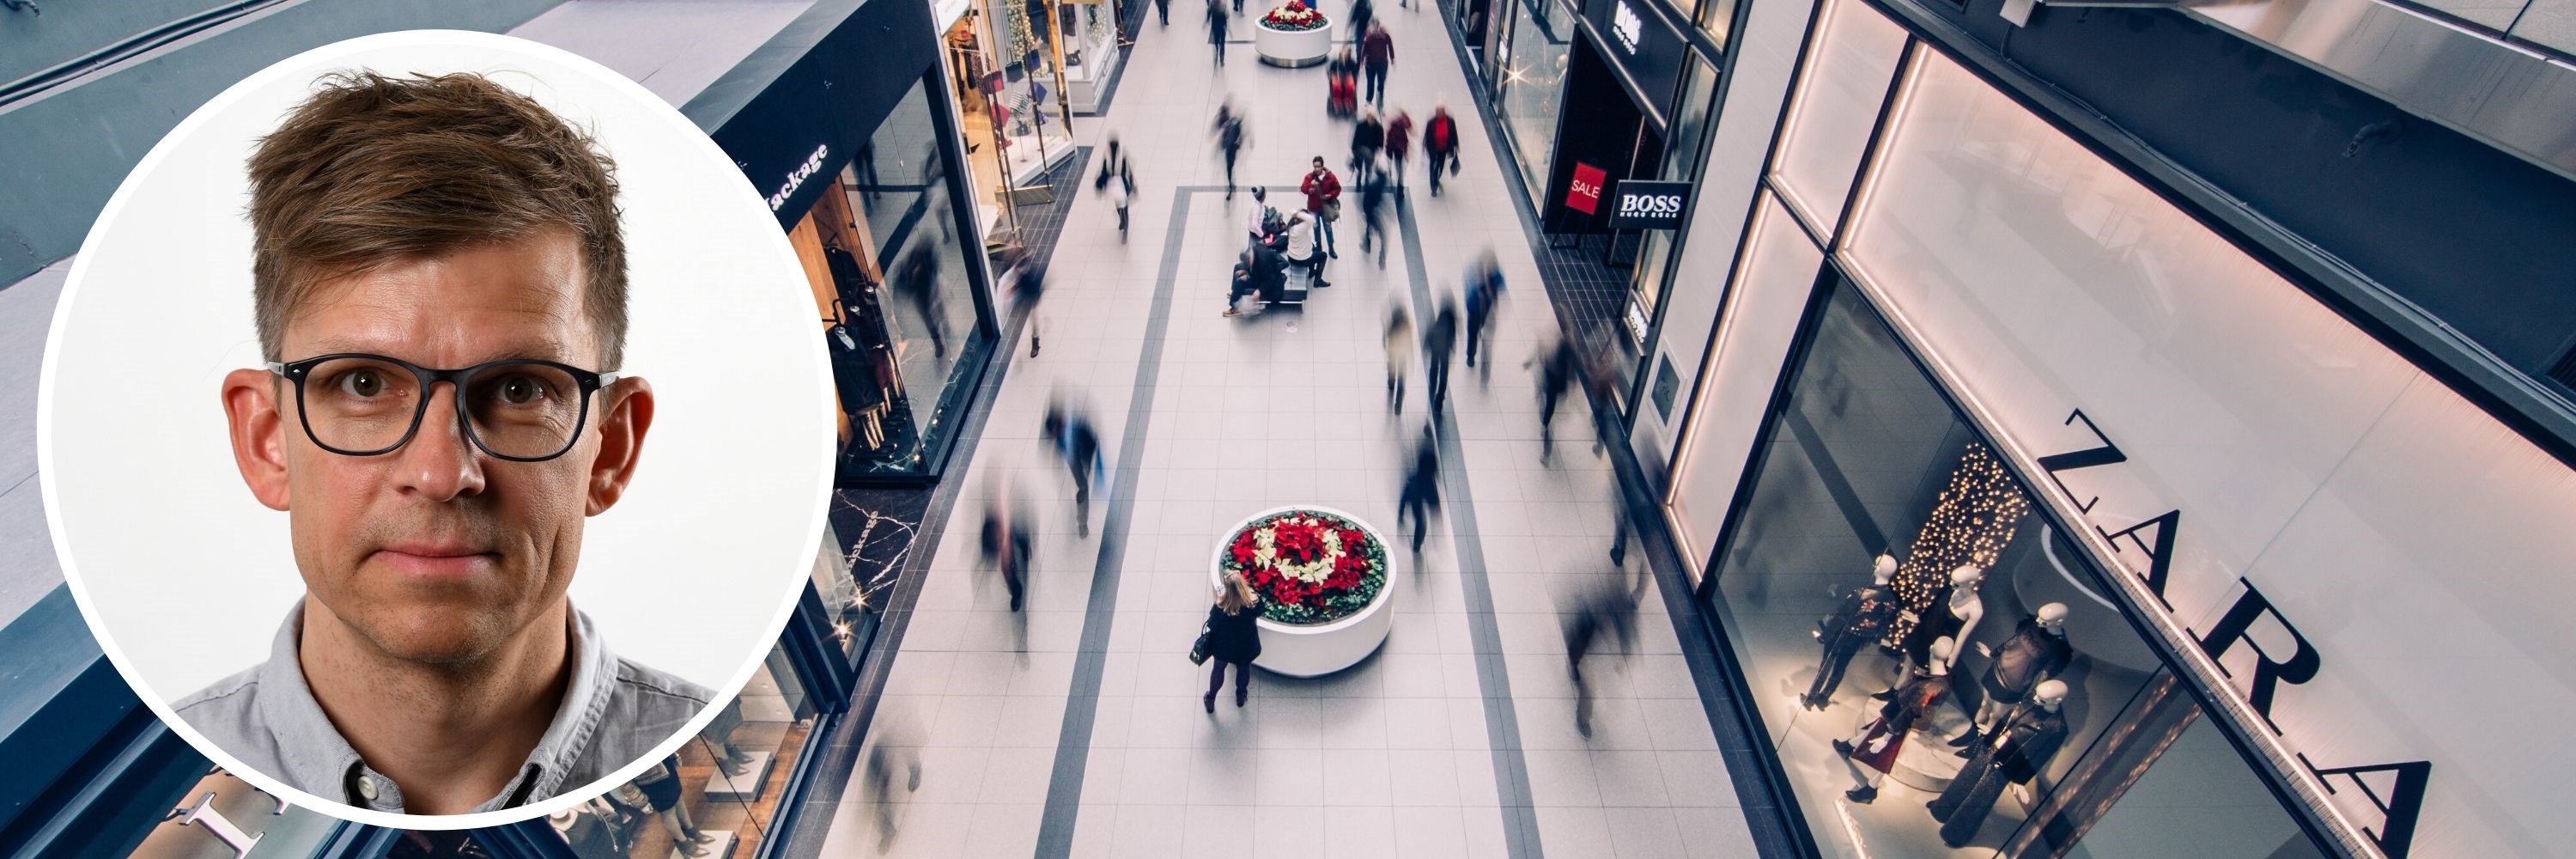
[1567,162,1607,215]
[1613,0,1643,53]
[2038,408,2428,858]
[768,143,830,212]
[1607,180,1691,229]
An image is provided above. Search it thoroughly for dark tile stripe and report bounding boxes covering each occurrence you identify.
[1030,184,1199,858]
[1396,190,1544,859]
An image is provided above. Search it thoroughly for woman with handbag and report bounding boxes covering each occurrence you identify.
[1199,571,1264,712]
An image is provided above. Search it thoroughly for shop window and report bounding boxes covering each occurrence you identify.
[1768,0,1907,236]
[794,76,994,483]
[546,643,817,858]
[1697,277,2330,857]
[1497,0,1575,203]
[1624,52,1722,377]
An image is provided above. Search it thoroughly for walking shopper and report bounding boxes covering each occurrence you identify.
[1094,134,1123,192]
[1530,336,1579,463]
[1301,156,1343,257]
[1383,109,1413,189]
[1563,578,1640,738]
[1215,105,1250,198]
[1352,110,1385,184]
[1357,164,1392,268]
[1349,0,1375,41]
[1156,0,1170,26]
[1207,0,1230,66]
[1396,425,1442,554]
[1286,210,1331,289]
[978,498,1033,612]
[861,738,923,852]
[1360,23,1395,109]
[1423,297,1459,412]
[1463,248,1504,373]
[1202,572,1264,712]
[1385,304,1414,414]
[999,241,1051,356]
[1424,101,1460,196]
[1042,401,1106,536]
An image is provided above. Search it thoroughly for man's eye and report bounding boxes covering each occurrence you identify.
[337,369,386,398]
[495,375,547,404]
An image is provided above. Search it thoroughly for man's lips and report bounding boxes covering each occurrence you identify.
[370,544,500,577]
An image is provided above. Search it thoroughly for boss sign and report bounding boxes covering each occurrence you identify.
[1606,180,1692,229]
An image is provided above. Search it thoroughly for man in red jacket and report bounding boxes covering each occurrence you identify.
[1301,155,1343,259]
[1424,102,1459,198]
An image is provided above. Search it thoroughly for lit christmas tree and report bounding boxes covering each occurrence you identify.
[1880,442,2032,650]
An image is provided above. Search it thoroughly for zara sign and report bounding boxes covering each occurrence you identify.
[1606,180,1691,230]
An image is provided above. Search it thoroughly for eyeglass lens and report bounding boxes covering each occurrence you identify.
[300,357,586,458]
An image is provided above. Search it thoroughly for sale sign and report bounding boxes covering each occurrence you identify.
[1567,161,1607,215]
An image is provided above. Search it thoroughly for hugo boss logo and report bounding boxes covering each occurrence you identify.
[1618,192,1685,216]
[768,143,830,211]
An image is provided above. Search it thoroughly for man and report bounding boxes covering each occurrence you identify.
[1356,166,1392,269]
[1041,402,1105,537]
[192,71,711,816]
[1424,102,1460,197]
[1207,0,1230,67]
[1383,109,1414,189]
[1245,186,1275,254]
[1215,105,1250,198]
[1360,23,1395,109]
[1423,297,1459,412]
[1351,110,1385,186]
[1300,156,1343,259]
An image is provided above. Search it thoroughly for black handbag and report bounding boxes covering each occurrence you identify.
[1189,622,1213,665]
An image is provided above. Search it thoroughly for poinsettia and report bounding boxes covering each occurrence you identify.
[1261,0,1329,31]
[1218,509,1388,625]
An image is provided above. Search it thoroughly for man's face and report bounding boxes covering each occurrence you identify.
[233,229,641,666]
[1311,161,1326,175]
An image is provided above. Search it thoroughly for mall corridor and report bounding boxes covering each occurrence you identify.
[817,2,1760,856]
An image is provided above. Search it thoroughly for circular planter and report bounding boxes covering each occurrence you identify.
[1209,505,1397,677]
[1254,19,1333,68]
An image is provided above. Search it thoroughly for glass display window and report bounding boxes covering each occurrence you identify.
[548,645,816,859]
[1697,275,2332,858]
[1496,0,1574,203]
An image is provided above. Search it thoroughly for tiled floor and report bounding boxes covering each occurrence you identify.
[819,3,1760,857]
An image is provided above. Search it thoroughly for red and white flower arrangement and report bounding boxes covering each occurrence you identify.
[1222,509,1387,624]
[1261,0,1329,31]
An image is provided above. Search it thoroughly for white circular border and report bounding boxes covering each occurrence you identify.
[33,29,835,831]
[1208,504,1400,676]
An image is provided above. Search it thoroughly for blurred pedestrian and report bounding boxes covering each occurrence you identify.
[1383,109,1413,189]
[1423,296,1458,412]
[1360,23,1394,108]
[1528,335,1578,463]
[1042,400,1105,536]
[1207,0,1230,66]
[1462,249,1504,372]
[1094,134,1122,193]
[1301,155,1342,257]
[1424,101,1459,196]
[1396,425,1442,554]
[1215,103,1250,198]
[1351,110,1384,184]
[1201,570,1265,712]
[1111,161,1133,242]
[1349,0,1375,40]
[861,732,922,854]
[1356,162,1392,268]
[1000,241,1050,357]
[1563,577,1640,738]
[1156,0,1170,26]
[1385,303,1413,413]
[978,496,1033,612]
[893,242,950,359]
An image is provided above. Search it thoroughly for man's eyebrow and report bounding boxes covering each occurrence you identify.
[295,336,584,364]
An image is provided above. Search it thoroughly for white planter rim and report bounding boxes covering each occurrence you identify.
[1209,504,1396,636]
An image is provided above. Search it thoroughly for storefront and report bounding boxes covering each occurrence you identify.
[713,0,1002,487]
[935,0,1085,239]
[1485,0,1727,423]
[1657,0,2573,855]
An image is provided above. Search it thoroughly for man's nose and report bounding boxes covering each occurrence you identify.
[395,382,488,501]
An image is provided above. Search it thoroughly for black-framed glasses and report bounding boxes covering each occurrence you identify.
[264,353,620,462]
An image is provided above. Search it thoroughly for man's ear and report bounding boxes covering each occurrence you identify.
[585,376,653,515]
[222,369,292,511]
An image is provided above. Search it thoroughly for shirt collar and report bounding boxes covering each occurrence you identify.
[253,600,623,814]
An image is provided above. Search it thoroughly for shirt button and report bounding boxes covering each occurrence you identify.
[357,776,380,802]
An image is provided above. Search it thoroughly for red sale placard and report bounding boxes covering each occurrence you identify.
[1567,161,1606,215]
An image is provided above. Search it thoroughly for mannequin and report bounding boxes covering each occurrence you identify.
[1804,554,1900,710]
[1834,637,1955,804]
[1880,565,1984,699]
[1929,679,2072,847]
[1959,602,2071,746]
[612,753,715,857]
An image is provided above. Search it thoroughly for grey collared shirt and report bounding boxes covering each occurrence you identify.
[173,601,714,814]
